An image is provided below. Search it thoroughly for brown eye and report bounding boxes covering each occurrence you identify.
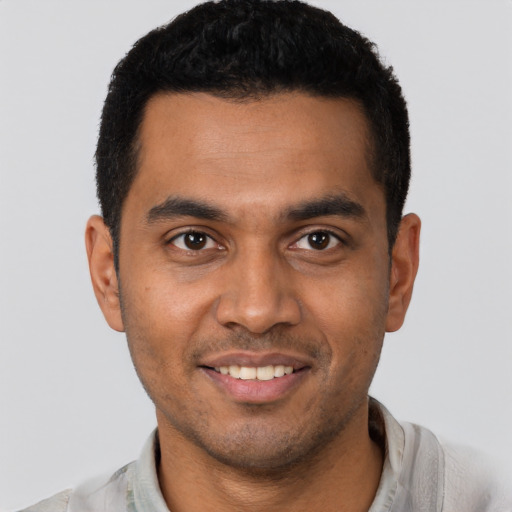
[184,232,207,249]
[308,232,329,250]
[294,231,341,251]
[171,231,215,251]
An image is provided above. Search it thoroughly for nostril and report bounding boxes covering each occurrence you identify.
[215,293,301,334]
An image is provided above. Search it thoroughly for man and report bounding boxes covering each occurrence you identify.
[19,0,510,511]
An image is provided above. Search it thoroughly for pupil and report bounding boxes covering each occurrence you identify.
[185,232,207,250]
[308,232,329,250]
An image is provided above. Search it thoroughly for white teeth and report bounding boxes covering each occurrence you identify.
[274,365,285,377]
[239,366,257,380]
[215,364,296,380]
[256,365,275,381]
[228,365,241,378]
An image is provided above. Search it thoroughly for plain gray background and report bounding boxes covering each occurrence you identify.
[1,1,511,509]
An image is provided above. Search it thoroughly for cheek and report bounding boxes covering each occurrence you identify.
[302,258,389,365]
[119,282,189,370]
[122,267,214,332]
[119,267,225,378]
[305,265,389,332]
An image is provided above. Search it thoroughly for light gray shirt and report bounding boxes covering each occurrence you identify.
[19,400,511,512]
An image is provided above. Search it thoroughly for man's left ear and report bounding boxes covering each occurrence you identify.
[385,213,421,332]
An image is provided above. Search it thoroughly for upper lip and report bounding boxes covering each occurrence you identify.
[200,351,312,370]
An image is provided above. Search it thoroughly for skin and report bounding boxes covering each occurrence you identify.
[86,92,420,512]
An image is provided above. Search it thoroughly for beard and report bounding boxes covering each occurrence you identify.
[162,389,371,479]
[125,321,383,477]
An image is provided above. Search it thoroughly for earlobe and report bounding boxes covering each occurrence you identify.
[385,213,421,332]
[85,215,125,332]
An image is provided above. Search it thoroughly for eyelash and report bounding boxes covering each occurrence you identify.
[168,230,221,251]
[292,230,343,251]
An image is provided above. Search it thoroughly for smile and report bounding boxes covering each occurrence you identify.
[213,364,294,380]
[202,362,309,404]
[199,352,312,403]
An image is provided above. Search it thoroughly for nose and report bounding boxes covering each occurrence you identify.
[215,246,302,334]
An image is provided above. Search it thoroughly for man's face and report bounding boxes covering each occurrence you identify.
[101,92,404,469]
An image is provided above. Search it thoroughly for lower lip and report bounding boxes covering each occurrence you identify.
[202,367,309,404]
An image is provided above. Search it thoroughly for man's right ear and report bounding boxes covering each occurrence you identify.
[85,215,125,332]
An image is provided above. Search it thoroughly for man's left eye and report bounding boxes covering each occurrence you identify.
[170,231,217,251]
[294,231,341,251]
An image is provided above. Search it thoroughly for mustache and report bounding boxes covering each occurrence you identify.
[189,327,330,363]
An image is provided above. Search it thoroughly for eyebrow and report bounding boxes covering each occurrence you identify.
[284,194,367,222]
[146,196,228,223]
[146,192,366,225]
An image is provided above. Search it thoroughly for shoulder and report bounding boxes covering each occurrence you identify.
[439,439,512,512]
[16,461,135,512]
[16,489,71,512]
[379,401,511,512]
[16,430,160,512]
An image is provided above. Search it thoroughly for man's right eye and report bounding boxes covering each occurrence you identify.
[169,231,217,251]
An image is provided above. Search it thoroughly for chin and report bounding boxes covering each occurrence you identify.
[180,414,351,475]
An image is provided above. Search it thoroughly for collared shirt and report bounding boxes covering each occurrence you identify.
[19,400,511,512]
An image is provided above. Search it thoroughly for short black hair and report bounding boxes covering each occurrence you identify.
[96,0,410,265]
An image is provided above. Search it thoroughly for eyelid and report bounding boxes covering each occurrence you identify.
[167,228,223,251]
[294,230,342,250]
[289,226,347,248]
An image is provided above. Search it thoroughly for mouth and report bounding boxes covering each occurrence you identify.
[199,353,311,403]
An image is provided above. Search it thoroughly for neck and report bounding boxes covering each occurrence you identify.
[157,399,384,512]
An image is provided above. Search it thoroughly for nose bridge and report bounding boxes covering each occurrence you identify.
[215,241,301,333]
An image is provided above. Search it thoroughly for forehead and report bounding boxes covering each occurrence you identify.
[128,92,383,222]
